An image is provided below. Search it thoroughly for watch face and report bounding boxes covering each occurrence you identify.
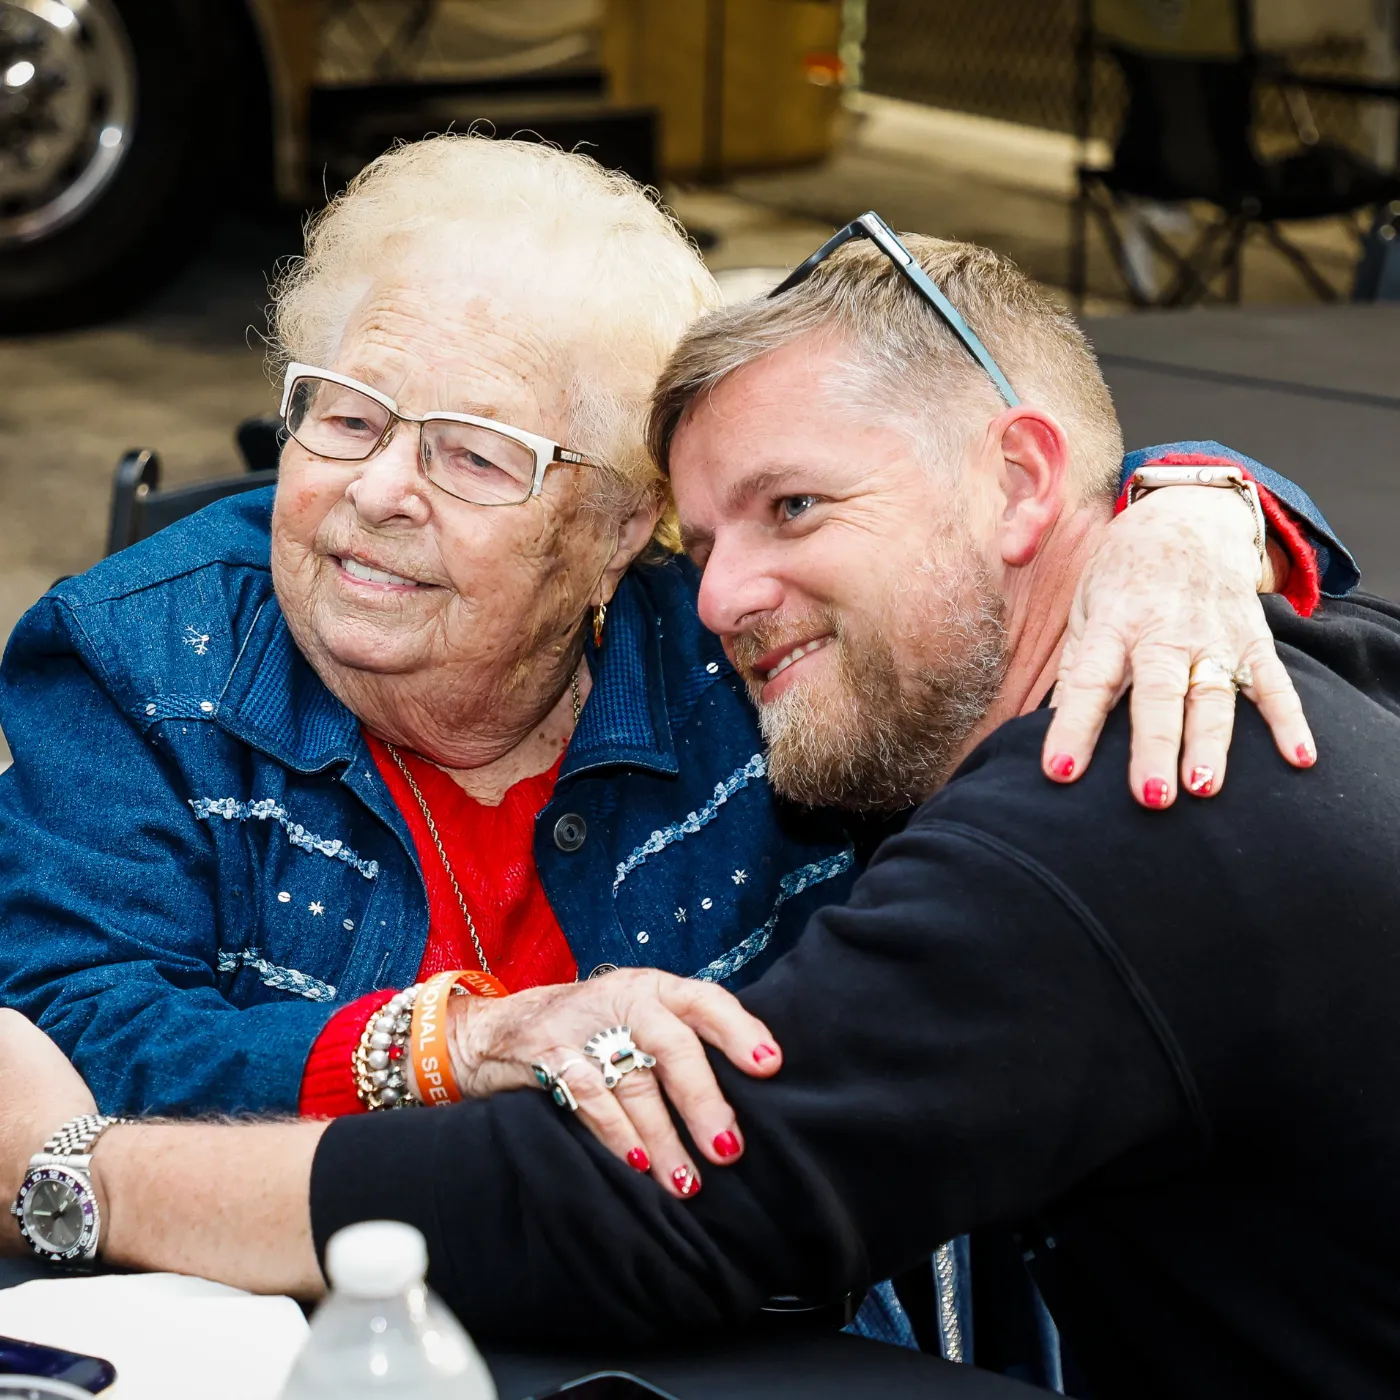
[18,1169,94,1257]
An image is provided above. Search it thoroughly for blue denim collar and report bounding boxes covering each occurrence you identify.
[214,573,678,780]
[216,599,360,774]
[564,568,678,780]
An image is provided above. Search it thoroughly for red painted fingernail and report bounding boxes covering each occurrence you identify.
[627,1147,650,1173]
[1048,753,1076,780]
[672,1165,701,1196]
[713,1130,740,1159]
[1186,766,1214,796]
[1143,777,1171,808]
[753,1044,778,1065]
[1295,742,1316,767]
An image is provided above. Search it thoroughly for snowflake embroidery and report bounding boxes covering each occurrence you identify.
[182,626,211,657]
[732,870,747,885]
[675,907,687,923]
[308,902,325,916]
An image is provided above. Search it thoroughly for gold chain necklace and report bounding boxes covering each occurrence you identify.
[384,667,583,977]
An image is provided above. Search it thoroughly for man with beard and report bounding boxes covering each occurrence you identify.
[2,231,1397,1400]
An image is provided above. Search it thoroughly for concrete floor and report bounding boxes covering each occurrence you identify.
[0,217,291,765]
[0,102,1391,765]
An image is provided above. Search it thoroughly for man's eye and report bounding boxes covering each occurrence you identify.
[778,495,819,522]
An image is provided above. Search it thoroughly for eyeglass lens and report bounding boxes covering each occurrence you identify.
[284,376,540,506]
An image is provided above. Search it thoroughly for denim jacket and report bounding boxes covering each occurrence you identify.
[0,488,855,1115]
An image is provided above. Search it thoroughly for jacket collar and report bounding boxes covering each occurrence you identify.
[562,568,678,780]
[216,599,361,774]
[215,574,678,780]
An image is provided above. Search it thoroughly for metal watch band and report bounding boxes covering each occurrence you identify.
[41,1114,130,1160]
[1127,466,1267,587]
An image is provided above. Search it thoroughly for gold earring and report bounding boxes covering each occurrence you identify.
[593,603,607,648]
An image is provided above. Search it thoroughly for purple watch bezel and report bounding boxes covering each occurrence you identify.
[12,1164,99,1263]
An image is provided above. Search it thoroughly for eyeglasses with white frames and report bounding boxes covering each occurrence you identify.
[279,363,595,508]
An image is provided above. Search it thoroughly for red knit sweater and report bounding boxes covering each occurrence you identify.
[298,735,577,1117]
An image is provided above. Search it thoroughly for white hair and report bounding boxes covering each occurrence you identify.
[270,134,720,535]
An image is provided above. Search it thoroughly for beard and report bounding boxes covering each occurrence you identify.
[734,544,1008,813]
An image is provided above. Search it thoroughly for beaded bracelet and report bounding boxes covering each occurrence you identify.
[353,985,422,1110]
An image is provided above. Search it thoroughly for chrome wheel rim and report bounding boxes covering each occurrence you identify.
[0,0,136,246]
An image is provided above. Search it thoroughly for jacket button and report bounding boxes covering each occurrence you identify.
[588,963,619,979]
[553,813,587,852]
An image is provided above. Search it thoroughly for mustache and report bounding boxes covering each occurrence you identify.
[729,609,843,676]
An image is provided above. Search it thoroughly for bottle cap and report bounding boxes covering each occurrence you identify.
[325,1221,429,1298]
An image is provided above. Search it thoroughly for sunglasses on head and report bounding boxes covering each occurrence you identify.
[769,211,1019,409]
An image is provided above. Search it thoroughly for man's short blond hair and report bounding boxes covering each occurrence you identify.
[648,234,1124,504]
[271,133,720,534]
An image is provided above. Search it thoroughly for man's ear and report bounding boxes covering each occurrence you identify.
[990,407,1071,568]
[596,497,665,604]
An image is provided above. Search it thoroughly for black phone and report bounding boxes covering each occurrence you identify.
[530,1372,680,1400]
[0,1335,117,1394]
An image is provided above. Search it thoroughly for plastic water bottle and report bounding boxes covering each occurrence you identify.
[279,1221,497,1399]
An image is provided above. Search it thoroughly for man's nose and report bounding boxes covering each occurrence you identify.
[696,534,784,638]
[344,425,431,526]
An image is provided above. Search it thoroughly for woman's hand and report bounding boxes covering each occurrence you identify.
[1043,485,1317,808]
[446,971,780,1198]
[0,1010,98,1253]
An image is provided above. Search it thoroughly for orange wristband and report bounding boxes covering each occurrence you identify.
[409,969,510,1107]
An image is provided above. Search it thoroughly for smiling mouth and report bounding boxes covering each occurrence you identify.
[337,556,423,588]
[764,636,833,682]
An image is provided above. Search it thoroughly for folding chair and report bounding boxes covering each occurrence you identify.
[1354,199,1400,300]
[1071,0,1400,307]
[106,416,282,556]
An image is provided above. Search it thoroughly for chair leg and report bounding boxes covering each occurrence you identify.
[1261,223,1340,302]
[1344,210,1370,254]
[1089,195,1153,308]
[1224,218,1247,304]
[1131,214,1213,307]
[1070,177,1090,313]
[1162,216,1232,307]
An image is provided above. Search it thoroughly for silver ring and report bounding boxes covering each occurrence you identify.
[582,1024,657,1090]
[531,1056,590,1113]
[1189,657,1252,694]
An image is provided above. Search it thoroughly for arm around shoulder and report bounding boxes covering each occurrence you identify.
[306,779,1198,1345]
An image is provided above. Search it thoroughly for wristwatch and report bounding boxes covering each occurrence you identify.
[1126,464,1267,586]
[11,1114,130,1263]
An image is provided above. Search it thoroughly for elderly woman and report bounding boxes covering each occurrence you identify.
[0,137,1345,1190]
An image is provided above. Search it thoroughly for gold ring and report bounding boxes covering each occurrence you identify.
[1189,657,1246,693]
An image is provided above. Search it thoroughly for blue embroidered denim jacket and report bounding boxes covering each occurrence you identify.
[0,488,856,1115]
